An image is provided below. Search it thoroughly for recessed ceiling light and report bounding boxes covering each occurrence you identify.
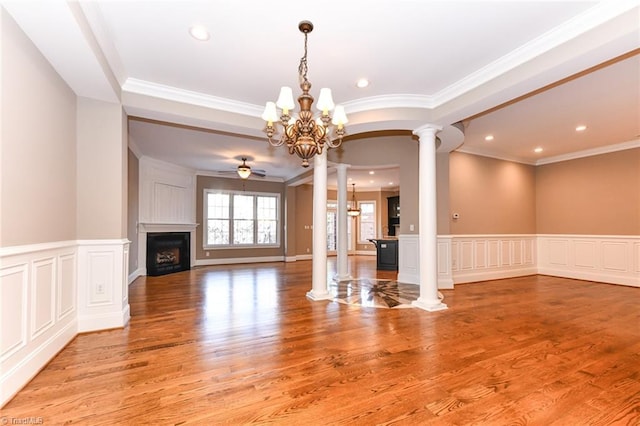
[369,180,374,183]
[484,135,494,141]
[356,78,369,88]
[348,177,353,181]
[575,125,587,132]
[189,25,210,41]
[388,182,394,185]
[534,147,543,153]
[369,171,375,175]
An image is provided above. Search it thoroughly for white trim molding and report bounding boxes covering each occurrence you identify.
[537,234,640,287]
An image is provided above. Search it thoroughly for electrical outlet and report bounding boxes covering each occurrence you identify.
[206,252,210,257]
[97,283,104,294]
[306,248,310,253]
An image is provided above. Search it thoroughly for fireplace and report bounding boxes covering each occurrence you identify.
[146,232,190,276]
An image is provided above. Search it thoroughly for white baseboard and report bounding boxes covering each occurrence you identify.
[285,256,297,262]
[538,267,640,288]
[295,254,313,261]
[454,267,538,284]
[1,320,76,407]
[194,255,285,266]
[77,304,131,333]
[128,267,144,284]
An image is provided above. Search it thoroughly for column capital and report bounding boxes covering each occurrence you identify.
[412,124,442,140]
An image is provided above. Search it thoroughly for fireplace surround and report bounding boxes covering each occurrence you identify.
[146,232,190,276]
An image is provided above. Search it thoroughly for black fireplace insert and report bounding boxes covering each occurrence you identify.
[146,232,190,276]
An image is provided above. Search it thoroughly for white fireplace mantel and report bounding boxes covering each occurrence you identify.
[139,222,198,233]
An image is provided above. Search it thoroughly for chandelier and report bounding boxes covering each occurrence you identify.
[261,21,348,168]
[347,183,361,217]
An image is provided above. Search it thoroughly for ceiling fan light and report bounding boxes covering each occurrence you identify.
[237,165,251,179]
[237,158,252,179]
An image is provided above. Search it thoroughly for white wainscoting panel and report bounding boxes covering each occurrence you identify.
[451,235,537,284]
[398,234,419,285]
[397,235,453,289]
[0,242,78,407]
[77,240,131,333]
[538,235,639,287]
[31,257,56,339]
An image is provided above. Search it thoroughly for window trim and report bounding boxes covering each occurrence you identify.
[203,189,281,249]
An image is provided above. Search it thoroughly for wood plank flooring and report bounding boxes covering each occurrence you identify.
[2,257,639,425]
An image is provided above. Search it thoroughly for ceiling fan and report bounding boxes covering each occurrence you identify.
[218,157,266,180]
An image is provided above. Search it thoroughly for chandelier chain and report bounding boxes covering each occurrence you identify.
[298,32,309,84]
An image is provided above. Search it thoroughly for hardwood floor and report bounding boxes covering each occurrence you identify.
[3,257,639,425]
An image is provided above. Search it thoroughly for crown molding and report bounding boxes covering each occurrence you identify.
[456,139,640,166]
[535,139,640,165]
[122,78,264,117]
[431,0,640,106]
[454,147,536,166]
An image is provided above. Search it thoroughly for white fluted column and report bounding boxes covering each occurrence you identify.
[334,163,352,281]
[412,125,447,312]
[307,150,331,300]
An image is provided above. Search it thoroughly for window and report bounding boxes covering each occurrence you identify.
[327,201,353,252]
[205,190,280,248]
[358,201,376,243]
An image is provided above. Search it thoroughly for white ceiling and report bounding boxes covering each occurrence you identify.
[4,0,639,190]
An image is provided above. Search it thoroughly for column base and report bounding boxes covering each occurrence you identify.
[333,273,353,282]
[306,290,332,301]
[412,298,448,312]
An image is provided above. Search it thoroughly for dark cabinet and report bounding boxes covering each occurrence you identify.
[369,239,399,271]
[387,196,400,236]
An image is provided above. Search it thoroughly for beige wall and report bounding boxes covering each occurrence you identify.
[328,133,420,234]
[449,152,536,234]
[127,149,139,272]
[196,175,285,260]
[284,185,296,258]
[1,10,77,246]
[536,148,640,235]
[294,184,314,256]
[76,97,127,239]
[436,152,451,234]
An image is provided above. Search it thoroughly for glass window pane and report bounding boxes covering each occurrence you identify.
[234,219,254,244]
[234,195,254,219]
[257,220,277,244]
[257,196,277,220]
[207,219,229,245]
[208,193,229,219]
[359,202,376,241]
[327,211,337,251]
